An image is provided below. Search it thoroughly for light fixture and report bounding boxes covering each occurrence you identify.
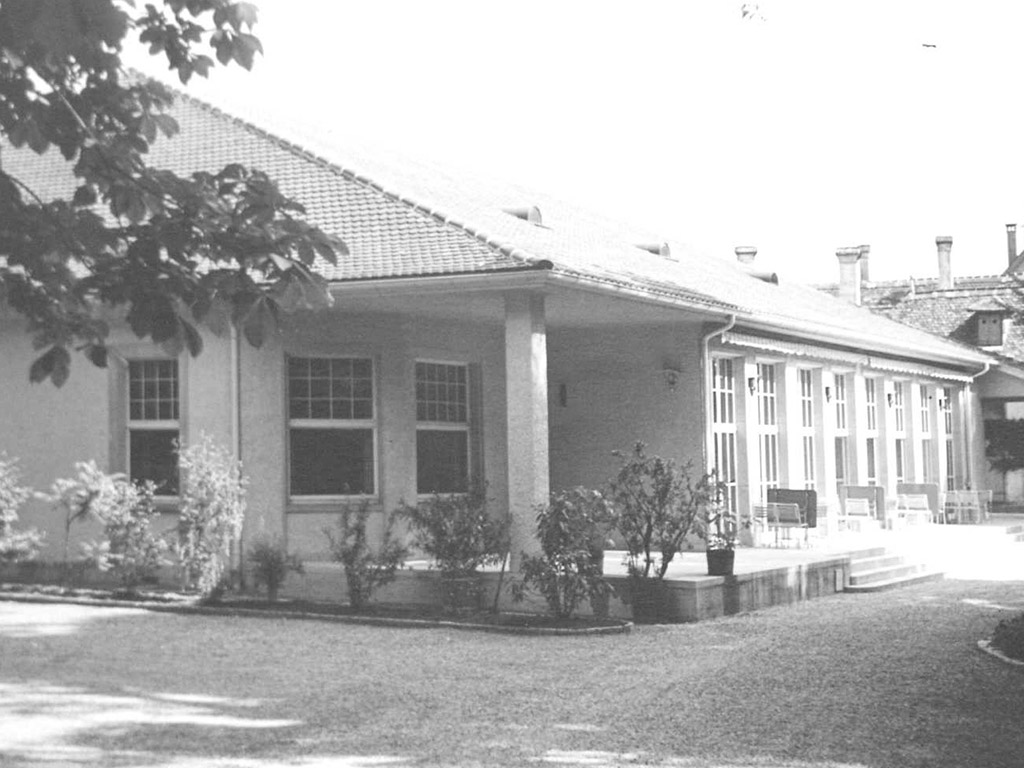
[662,368,681,390]
[825,386,832,403]
[886,393,894,407]
[747,376,758,396]
[558,383,568,407]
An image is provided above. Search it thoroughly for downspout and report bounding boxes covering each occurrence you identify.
[701,314,738,471]
[230,325,245,589]
[962,360,991,490]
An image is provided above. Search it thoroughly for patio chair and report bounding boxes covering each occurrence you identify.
[895,494,931,526]
[756,502,806,547]
[947,490,987,524]
[839,497,873,533]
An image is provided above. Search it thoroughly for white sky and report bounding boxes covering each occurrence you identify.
[126,0,1024,284]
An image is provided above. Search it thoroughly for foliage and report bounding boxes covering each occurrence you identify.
[175,433,246,597]
[246,534,303,602]
[984,419,1024,473]
[398,485,508,577]
[0,0,346,386]
[695,470,740,551]
[81,479,169,592]
[608,442,712,580]
[43,460,121,582]
[0,453,43,563]
[513,487,615,620]
[992,612,1024,662]
[323,502,407,612]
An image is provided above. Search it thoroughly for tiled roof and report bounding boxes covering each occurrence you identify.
[0,85,992,368]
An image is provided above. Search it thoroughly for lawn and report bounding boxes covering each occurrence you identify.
[2,578,1024,767]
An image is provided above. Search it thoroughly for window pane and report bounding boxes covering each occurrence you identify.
[130,429,179,495]
[415,362,468,424]
[289,357,373,421]
[417,430,469,494]
[290,428,374,495]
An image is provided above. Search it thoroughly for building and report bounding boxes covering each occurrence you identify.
[0,89,1000,574]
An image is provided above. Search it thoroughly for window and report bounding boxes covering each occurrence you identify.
[942,387,955,490]
[834,374,849,492]
[865,379,879,486]
[416,362,470,494]
[711,358,738,513]
[977,312,1004,346]
[799,369,815,490]
[893,382,906,484]
[288,357,375,496]
[756,363,779,500]
[919,384,933,482]
[128,360,179,495]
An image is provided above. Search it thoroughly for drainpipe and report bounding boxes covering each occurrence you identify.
[962,360,991,491]
[701,314,738,472]
[230,325,245,589]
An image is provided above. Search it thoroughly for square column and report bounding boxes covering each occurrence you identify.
[505,292,549,568]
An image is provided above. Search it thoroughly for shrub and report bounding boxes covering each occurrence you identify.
[43,461,121,584]
[399,486,507,577]
[514,487,615,619]
[82,480,169,593]
[176,434,247,597]
[992,612,1024,662]
[324,502,407,611]
[0,453,43,564]
[608,442,711,580]
[247,535,304,602]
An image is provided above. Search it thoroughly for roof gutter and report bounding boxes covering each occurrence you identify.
[701,313,738,473]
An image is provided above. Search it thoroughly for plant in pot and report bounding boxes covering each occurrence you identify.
[608,442,710,623]
[698,470,738,576]
[512,487,616,621]
[399,484,508,615]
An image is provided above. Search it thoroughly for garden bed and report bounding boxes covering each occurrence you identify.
[0,583,631,636]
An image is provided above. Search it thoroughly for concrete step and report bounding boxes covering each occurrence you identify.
[1011,532,1024,543]
[850,554,908,574]
[848,561,932,586]
[845,570,944,593]
[1004,524,1024,535]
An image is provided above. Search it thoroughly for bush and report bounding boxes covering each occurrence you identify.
[0,453,43,564]
[176,434,247,597]
[324,502,407,611]
[992,612,1024,662]
[82,480,169,593]
[43,461,121,583]
[247,535,304,602]
[514,487,615,619]
[609,442,711,580]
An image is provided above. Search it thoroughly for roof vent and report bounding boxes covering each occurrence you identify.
[742,267,778,284]
[636,243,672,259]
[503,206,542,225]
[735,246,757,264]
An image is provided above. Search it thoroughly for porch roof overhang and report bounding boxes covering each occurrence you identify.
[718,330,983,383]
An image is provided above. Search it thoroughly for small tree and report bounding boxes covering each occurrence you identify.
[324,502,407,612]
[247,535,304,602]
[176,434,247,597]
[43,461,120,584]
[82,479,169,594]
[514,487,615,620]
[0,453,43,564]
[609,442,710,580]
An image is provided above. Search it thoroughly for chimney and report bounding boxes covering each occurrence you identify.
[936,236,953,289]
[836,247,862,306]
[1007,224,1018,267]
[735,246,757,264]
[858,244,871,283]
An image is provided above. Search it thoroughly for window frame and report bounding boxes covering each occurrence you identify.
[798,369,816,491]
[286,355,378,500]
[126,358,181,497]
[711,357,738,513]
[415,359,472,497]
[756,363,780,500]
[892,381,907,484]
[864,378,879,486]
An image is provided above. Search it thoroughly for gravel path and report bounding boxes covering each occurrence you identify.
[1,579,1022,767]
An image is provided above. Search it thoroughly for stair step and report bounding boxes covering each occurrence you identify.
[850,554,907,574]
[849,562,931,585]
[845,570,944,593]
[1011,532,1024,543]
[1005,524,1024,535]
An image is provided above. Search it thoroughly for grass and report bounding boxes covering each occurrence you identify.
[2,579,1024,767]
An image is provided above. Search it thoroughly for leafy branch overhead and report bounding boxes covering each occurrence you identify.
[0,0,347,385]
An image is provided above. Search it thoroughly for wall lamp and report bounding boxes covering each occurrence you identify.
[824,386,832,403]
[662,367,681,390]
[886,393,894,407]
[747,376,758,396]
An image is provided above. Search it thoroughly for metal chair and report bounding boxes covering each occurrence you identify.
[755,502,806,547]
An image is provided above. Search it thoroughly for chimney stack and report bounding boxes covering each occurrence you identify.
[1007,224,1018,268]
[735,246,757,264]
[836,247,862,306]
[936,236,953,290]
[858,244,871,283]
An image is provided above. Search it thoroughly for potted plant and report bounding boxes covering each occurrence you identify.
[608,442,710,622]
[399,484,508,615]
[699,470,737,576]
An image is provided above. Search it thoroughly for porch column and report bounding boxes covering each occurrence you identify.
[505,292,549,568]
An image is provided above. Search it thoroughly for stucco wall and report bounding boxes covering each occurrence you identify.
[547,322,706,494]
